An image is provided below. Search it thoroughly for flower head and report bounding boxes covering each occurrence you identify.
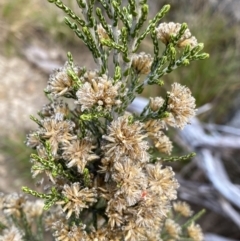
[102,114,149,162]
[43,206,65,231]
[145,120,172,154]
[123,221,148,241]
[76,74,121,111]
[131,52,153,75]
[88,227,120,241]
[2,193,26,218]
[112,157,147,206]
[187,223,204,241]
[58,183,97,219]
[173,201,193,217]
[156,22,198,49]
[166,83,196,129]
[39,100,70,121]
[46,62,82,97]
[145,163,179,200]
[164,218,181,239]
[62,139,99,173]
[52,221,87,241]
[26,132,41,149]
[39,118,76,156]
[0,226,23,241]
[149,97,165,112]
[23,200,45,222]
[154,133,173,155]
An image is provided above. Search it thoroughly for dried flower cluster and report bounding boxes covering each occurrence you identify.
[0,193,44,241]
[161,201,204,241]
[131,52,153,75]
[156,22,198,49]
[1,0,208,240]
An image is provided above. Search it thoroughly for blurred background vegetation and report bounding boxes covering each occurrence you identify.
[0,0,240,239]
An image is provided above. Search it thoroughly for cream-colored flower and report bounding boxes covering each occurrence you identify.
[26,132,41,148]
[81,69,99,83]
[112,157,147,206]
[153,133,173,155]
[62,139,99,173]
[102,114,149,162]
[107,195,128,214]
[131,52,153,74]
[145,163,179,200]
[145,118,173,155]
[107,210,124,229]
[0,226,23,241]
[123,221,147,241]
[164,218,181,239]
[173,201,193,217]
[134,203,159,229]
[98,156,115,182]
[178,36,198,49]
[136,191,170,230]
[58,183,97,219]
[40,118,76,156]
[39,100,69,120]
[166,83,196,129]
[2,193,26,218]
[145,119,166,136]
[89,227,121,241]
[23,199,45,222]
[43,206,65,231]
[52,221,87,241]
[187,223,204,241]
[46,62,82,97]
[149,97,165,112]
[156,22,198,49]
[76,74,121,111]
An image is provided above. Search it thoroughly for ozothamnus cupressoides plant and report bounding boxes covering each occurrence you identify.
[0,0,209,240]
